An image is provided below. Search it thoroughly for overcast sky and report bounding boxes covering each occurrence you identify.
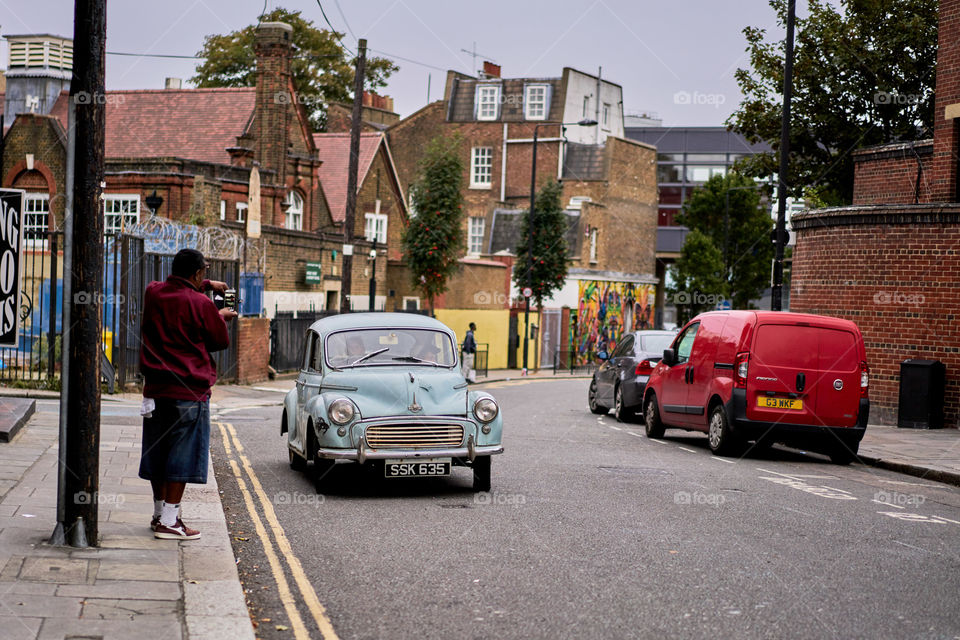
[0,0,815,127]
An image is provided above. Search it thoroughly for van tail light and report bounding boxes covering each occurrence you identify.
[734,353,749,388]
[635,360,654,376]
[860,361,869,398]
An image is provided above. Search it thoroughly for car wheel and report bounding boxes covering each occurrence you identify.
[644,394,665,438]
[472,456,491,492]
[707,404,739,455]
[588,377,609,415]
[828,439,859,465]
[614,385,633,422]
[289,448,307,472]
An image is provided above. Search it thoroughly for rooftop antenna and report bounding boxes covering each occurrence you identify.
[460,42,497,76]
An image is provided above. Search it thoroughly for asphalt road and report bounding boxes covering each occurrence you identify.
[210,378,960,640]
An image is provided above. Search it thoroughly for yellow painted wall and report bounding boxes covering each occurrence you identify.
[434,309,511,370]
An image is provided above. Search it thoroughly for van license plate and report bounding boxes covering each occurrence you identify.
[758,397,803,411]
[384,459,451,478]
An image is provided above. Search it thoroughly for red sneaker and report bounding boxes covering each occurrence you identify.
[154,518,201,540]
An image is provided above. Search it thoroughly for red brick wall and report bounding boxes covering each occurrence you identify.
[790,206,960,426]
[237,317,270,384]
[852,143,934,205]
[931,0,960,201]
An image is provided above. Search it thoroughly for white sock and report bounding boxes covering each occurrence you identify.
[160,501,180,527]
[153,499,163,519]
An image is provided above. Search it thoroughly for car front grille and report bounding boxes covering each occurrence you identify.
[365,423,465,448]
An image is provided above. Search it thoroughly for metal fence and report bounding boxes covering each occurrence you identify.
[474,343,489,378]
[552,346,596,375]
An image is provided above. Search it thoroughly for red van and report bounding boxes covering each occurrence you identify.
[643,311,869,463]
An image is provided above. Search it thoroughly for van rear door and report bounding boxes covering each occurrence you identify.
[747,324,820,425]
[815,328,862,428]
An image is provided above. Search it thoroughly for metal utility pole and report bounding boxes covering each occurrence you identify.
[522,127,540,375]
[772,0,796,312]
[62,0,107,547]
[368,239,377,311]
[340,38,366,313]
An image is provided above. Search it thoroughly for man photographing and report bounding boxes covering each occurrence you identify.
[138,248,237,540]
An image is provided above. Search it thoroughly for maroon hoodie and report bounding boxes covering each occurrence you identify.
[140,275,230,401]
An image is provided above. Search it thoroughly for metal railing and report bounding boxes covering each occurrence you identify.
[552,346,596,375]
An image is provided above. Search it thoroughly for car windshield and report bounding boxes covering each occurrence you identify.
[640,333,675,354]
[325,328,457,368]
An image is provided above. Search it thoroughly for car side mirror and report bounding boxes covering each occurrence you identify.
[662,348,676,367]
[597,351,609,361]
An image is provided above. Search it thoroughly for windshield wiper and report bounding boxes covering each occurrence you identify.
[392,356,442,366]
[348,347,390,366]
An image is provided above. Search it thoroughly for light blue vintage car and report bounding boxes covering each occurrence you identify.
[282,313,504,491]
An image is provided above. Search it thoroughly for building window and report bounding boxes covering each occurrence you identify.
[476,85,500,121]
[364,212,387,244]
[470,147,493,188]
[23,193,50,244]
[103,194,140,234]
[236,202,247,222]
[589,228,598,263]
[602,103,611,129]
[583,95,590,118]
[686,165,726,182]
[568,196,592,211]
[285,191,303,231]
[468,216,485,255]
[525,84,548,120]
[220,199,226,221]
[402,297,420,311]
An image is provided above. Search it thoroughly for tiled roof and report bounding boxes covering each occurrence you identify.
[447,77,563,122]
[312,132,382,222]
[487,208,581,257]
[103,88,255,164]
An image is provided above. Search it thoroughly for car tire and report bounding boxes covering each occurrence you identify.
[614,384,634,423]
[472,456,491,492]
[644,394,665,438]
[828,438,859,465]
[707,404,739,456]
[289,448,307,472]
[588,377,609,415]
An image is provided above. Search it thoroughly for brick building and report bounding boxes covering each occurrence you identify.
[386,65,658,367]
[790,0,960,426]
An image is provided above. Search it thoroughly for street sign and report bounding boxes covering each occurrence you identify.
[305,261,322,284]
[522,287,533,298]
[0,189,24,348]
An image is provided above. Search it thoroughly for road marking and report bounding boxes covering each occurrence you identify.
[878,511,950,524]
[627,431,644,438]
[758,475,858,500]
[251,386,289,393]
[215,403,283,416]
[872,499,904,509]
[894,540,931,553]
[609,426,622,431]
[711,457,735,464]
[678,447,696,453]
[820,485,852,495]
[218,421,340,640]
[650,439,669,445]
[215,421,312,640]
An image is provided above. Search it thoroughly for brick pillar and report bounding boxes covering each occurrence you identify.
[253,22,293,188]
[931,0,960,202]
[236,317,271,384]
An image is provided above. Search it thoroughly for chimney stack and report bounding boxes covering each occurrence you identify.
[253,21,294,181]
[482,61,501,78]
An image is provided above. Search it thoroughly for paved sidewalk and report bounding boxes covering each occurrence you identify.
[858,423,960,486]
[0,399,254,640]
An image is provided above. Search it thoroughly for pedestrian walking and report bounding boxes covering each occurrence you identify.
[462,322,477,383]
[138,249,237,540]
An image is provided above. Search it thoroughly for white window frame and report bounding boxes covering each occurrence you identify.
[402,296,420,311]
[23,193,50,247]
[103,194,140,234]
[364,212,387,244]
[236,202,247,222]
[583,95,590,118]
[589,228,598,263]
[467,216,485,255]
[524,84,548,120]
[476,85,500,121]
[285,191,303,231]
[602,103,611,130]
[220,199,226,221]
[470,147,493,189]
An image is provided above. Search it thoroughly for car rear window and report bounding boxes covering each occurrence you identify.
[752,324,819,370]
[640,334,674,354]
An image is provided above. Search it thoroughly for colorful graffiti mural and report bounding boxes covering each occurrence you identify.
[573,280,657,366]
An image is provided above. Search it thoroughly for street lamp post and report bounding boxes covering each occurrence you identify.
[772,0,797,311]
[522,118,597,375]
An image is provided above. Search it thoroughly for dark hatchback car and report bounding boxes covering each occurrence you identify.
[588,330,677,421]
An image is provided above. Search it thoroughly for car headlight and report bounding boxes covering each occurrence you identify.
[473,397,498,423]
[328,398,356,425]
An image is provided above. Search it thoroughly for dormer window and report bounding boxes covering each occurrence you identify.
[476,85,501,121]
[524,84,549,120]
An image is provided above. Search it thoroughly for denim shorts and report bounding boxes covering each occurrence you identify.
[138,398,210,484]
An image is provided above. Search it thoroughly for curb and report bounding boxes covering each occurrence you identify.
[857,454,960,488]
[0,397,35,442]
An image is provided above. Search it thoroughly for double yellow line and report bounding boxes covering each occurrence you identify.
[216,420,339,640]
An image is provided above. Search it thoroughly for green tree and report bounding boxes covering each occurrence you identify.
[403,135,465,311]
[668,230,727,326]
[678,172,775,310]
[191,8,398,131]
[728,0,938,204]
[513,180,569,311]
